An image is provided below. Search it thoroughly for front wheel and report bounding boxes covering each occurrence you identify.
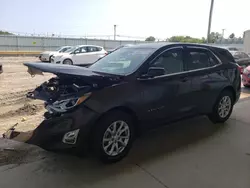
[208,90,234,123]
[63,59,73,65]
[91,111,135,163]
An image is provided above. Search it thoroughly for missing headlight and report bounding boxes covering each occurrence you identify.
[46,93,91,113]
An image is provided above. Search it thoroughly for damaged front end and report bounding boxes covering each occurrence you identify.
[27,76,93,118]
[4,62,122,151]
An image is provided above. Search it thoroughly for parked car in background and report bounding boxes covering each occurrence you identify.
[51,45,107,65]
[22,43,240,163]
[39,46,72,62]
[242,66,250,87]
[230,51,250,68]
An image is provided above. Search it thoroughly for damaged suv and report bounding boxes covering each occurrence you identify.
[22,43,240,163]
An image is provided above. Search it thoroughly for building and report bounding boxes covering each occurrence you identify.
[243,30,250,54]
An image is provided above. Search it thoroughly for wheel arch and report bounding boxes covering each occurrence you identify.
[90,106,140,138]
[63,58,73,64]
[220,85,236,103]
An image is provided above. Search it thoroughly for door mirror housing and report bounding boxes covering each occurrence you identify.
[74,50,80,54]
[147,67,165,77]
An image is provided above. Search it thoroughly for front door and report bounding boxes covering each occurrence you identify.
[72,46,88,64]
[139,47,193,125]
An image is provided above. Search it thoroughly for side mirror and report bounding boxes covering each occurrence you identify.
[74,50,80,54]
[147,67,165,77]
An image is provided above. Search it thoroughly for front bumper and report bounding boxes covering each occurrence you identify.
[26,106,100,151]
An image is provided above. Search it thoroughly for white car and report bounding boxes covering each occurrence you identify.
[39,46,72,62]
[51,45,107,65]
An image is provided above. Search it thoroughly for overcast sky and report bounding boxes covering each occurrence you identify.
[1,0,250,39]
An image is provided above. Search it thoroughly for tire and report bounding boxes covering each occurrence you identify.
[49,56,52,63]
[208,90,234,123]
[63,59,73,65]
[91,111,135,163]
[243,84,250,88]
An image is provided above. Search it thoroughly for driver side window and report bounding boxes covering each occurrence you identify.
[150,48,184,75]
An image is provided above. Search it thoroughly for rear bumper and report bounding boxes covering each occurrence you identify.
[26,106,100,152]
[39,54,49,62]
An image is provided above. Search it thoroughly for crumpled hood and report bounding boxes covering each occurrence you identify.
[23,62,123,102]
[24,62,101,77]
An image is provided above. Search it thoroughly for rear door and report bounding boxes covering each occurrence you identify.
[85,46,101,64]
[184,46,222,113]
[138,46,194,124]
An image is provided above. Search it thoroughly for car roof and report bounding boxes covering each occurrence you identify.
[123,42,227,50]
[76,45,103,48]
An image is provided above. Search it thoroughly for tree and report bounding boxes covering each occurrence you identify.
[0,30,14,35]
[209,32,222,43]
[168,36,205,43]
[145,36,156,42]
[229,33,235,39]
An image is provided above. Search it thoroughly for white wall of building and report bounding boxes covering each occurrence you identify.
[243,30,250,54]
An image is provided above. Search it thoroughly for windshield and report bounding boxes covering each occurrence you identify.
[59,47,71,53]
[88,47,154,75]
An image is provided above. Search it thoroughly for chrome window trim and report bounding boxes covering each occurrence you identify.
[146,46,223,79]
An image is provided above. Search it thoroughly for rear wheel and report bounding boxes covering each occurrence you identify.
[91,111,135,163]
[63,59,73,65]
[208,90,234,123]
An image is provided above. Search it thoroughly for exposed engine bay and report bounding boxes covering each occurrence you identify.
[24,62,122,118]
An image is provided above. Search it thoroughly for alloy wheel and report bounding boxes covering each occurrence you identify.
[102,120,130,156]
[218,96,232,118]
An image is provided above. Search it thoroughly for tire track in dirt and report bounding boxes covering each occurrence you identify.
[0,103,44,119]
[0,89,32,106]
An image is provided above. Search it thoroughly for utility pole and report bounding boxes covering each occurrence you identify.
[207,0,214,43]
[221,28,226,43]
[222,29,225,38]
[114,25,117,40]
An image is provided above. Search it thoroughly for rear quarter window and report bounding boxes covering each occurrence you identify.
[212,48,236,63]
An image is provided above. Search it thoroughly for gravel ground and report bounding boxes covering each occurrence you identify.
[0,57,52,136]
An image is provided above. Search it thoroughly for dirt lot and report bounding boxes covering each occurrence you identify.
[0,57,52,136]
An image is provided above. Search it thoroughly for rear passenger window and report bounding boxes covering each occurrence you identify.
[87,47,98,52]
[187,49,218,71]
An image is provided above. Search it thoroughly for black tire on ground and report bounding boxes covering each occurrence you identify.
[91,111,135,163]
[49,55,52,63]
[63,59,73,65]
[208,90,234,123]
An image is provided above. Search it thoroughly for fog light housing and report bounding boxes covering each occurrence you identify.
[62,129,80,145]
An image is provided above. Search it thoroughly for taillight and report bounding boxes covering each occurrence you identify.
[236,64,243,74]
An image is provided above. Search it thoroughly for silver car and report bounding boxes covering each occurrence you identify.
[39,46,72,62]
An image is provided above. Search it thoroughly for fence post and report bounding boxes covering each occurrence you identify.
[42,37,45,51]
[16,35,19,52]
[103,39,106,49]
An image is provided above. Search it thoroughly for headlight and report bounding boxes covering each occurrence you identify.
[46,93,91,113]
[243,69,249,74]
